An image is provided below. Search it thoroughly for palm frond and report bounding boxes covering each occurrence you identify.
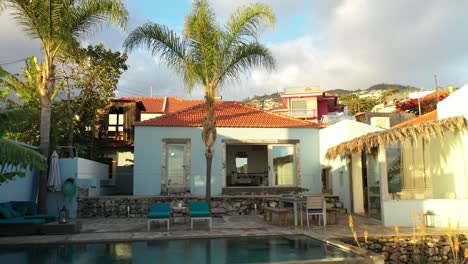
[71,0,128,36]
[225,3,275,43]
[184,0,222,85]
[0,108,38,136]
[124,23,188,79]
[219,42,275,85]
[0,138,46,184]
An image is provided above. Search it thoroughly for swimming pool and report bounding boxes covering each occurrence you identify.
[0,235,363,263]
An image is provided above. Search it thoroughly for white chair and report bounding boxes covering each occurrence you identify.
[301,196,326,228]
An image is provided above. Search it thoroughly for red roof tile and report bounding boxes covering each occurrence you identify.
[117,96,203,113]
[392,110,438,128]
[136,101,323,128]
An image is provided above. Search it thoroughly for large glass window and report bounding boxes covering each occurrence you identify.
[166,144,186,187]
[272,145,294,186]
[386,136,462,200]
[290,99,316,118]
[366,150,381,220]
[386,144,402,194]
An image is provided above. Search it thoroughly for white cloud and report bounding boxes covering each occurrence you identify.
[2,1,468,102]
[219,0,468,100]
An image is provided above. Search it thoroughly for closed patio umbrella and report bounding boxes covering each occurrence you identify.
[47,151,61,192]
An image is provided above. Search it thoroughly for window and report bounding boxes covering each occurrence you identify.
[235,152,248,173]
[290,99,316,118]
[108,107,124,140]
[271,145,294,186]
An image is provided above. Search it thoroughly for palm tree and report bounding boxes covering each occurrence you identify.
[0,109,47,184]
[1,0,128,212]
[124,0,275,201]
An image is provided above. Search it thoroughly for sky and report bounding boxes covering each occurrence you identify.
[1,0,468,100]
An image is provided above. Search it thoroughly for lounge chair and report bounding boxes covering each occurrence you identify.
[300,196,326,228]
[148,203,170,231]
[0,202,49,236]
[188,201,212,230]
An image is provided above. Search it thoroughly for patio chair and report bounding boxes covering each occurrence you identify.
[188,201,212,230]
[301,196,326,228]
[148,203,171,231]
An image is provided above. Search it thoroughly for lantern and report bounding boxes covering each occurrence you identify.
[59,206,68,224]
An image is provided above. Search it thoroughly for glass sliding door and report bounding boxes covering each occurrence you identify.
[366,151,381,220]
[166,144,186,187]
[270,145,295,186]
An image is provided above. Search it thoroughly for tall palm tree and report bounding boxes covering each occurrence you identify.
[1,0,128,212]
[124,0,275,201]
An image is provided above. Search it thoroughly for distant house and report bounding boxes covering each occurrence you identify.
[271,87,345,123]
[96,96,203,194]
[325,83,468,227]
[133,101,324,196]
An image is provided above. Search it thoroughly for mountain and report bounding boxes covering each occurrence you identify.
[366,83,415,91]
[326,89,354,94]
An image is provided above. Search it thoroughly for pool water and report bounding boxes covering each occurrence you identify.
[0,235,362,264]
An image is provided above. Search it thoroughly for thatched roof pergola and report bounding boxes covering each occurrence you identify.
[325,116,467,160]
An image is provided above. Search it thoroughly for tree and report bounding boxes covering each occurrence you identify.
[56,43,128,157]
[0,109,46,184]
[124,0,275,201]
[1,0,128,213]
[0,57,42,145]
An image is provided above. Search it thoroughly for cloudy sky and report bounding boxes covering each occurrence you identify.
[1,0,468,100]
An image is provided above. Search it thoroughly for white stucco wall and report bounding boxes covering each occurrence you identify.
[134,126,321,196]
[319,120,383,213]
[383,199,468,227]
[0,168,36,203]
[76,158,109,180]
[438,83,468,119]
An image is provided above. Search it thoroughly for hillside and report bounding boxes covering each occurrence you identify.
[242,83,423,112]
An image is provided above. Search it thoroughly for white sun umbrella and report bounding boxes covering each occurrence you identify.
[47,151,62,192]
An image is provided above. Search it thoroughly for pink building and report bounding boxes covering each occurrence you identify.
[272,88,344,122]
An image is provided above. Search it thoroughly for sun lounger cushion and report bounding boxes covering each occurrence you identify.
[0,218,45,225]
[0,203,24,219]
[10,201,37,215]
[148,203,170,219]
[188,201,212,217]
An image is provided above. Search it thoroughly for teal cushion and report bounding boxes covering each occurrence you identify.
[11,201,36,215]
[3,203,22,217]
[148,212,170,219]
[0,206,13,219]
[0,217,45,225]
[188,201,210,212]
[190,211,211,217]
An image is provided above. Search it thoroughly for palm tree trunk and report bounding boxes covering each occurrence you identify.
[202,82,217,204]
[37,63,55,214]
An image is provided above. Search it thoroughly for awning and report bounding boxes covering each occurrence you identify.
[325,116,466,160]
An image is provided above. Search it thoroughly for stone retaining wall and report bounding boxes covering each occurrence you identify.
[77,196,279,218]
[343,235,468,264]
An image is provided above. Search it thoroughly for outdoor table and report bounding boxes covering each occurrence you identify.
[172,206,188,224]
[278,196,306,226]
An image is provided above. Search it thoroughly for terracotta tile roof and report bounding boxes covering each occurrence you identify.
[165,97,204,112]
[117,96,203,113]
[136,101,323,128]
[392,110,437,128]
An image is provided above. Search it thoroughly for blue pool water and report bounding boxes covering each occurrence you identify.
[0,235,362,263]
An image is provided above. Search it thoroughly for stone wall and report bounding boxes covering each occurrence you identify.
[77,195,279,218]
[343,235,468,264]
[77,195,343,218]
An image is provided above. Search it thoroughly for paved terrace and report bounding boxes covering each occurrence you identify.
[0,214,465,246]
